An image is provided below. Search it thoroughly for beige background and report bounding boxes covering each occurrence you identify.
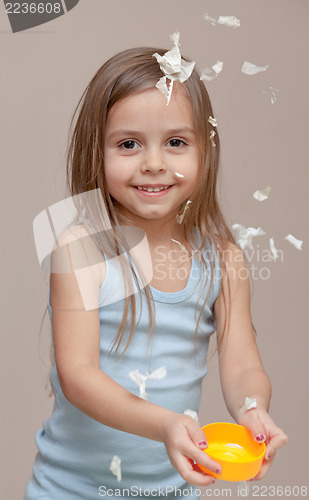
[1,0,308,497]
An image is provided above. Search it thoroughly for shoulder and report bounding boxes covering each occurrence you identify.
[213,235,245,267]
[51,223,106,289]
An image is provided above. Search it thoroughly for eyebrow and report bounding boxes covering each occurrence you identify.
[107,127,196,140]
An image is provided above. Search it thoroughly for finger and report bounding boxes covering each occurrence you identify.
[243,410,267,443]
[265,428,288,457]
[176,455,217,487]
[185,420,209,449]
[187,444,222,474]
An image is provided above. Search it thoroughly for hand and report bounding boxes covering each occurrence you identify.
[238,406,288,480]
[161,413,222,486]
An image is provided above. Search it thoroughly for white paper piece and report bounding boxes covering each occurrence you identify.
[241,61,269,75]
[245,397,257,410]
[203,12,218,26]
[153,32,195,105]
[174,171,184,178]
[253,186,271,201]
[109,455,122,482]
[203,12,240,28]
[284,234,303,251]
[210,130,216,147]
[218,15,240,28]
[232,224,266,250]
[171,239,187,253]
[263,86,279,104]
[269,237,279,261]
[208,116,218,127]
[184,409,199,422]
[128,366,167,400]
[176,200,192,224]
[200,60,223,82]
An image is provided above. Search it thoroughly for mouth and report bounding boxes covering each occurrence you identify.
[133,184,173,193]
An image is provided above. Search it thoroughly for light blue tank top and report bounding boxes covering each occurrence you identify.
[24,235,220,500]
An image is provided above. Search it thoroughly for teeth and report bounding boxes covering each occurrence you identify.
[137,185,170,192]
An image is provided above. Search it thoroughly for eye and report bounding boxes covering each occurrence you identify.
[119,140,139,150]
[167,138,186,148]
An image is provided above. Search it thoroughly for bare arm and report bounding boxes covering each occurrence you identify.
[214,241,288,479]
[49,226,221,486]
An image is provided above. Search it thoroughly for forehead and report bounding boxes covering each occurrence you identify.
[106,84,195,130]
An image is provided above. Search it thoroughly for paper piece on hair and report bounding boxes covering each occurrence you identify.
[241,61,269,75]
[238,482,250,497]
[284,234,303,250]
[109,455,122,482]
[208,116,217,127]
[176,200,192,224]
[253,186,271,201]
[232,224,266,250]
[263,86,279,104]
[184,409,199,422]
[203,12,240,28]
[210,130,216,147]
[171,239,187,253]
[174,171,184,178]
[129,366,167,400]
[245,397,257,410]
[269,238,279,261]
[200,61,224,82]
[153,32,195,105]
[169,31,180,46]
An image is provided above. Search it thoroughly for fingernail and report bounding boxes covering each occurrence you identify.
[216,469,220,474]
[267,453,271,459]
[212,479,216,484]
[199,440,207,447]
[256,434,265,442]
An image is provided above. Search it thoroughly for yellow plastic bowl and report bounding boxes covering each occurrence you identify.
[197,422,266,481]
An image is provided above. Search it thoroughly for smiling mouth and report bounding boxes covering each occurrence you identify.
[134,185,172,193]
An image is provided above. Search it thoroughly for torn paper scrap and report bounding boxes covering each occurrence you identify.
[245,397,257,410]
[200,61,223,82]
[284,234,303,250]
[128,366,167,400]
[109,455,122,482]
[269,238,279,261]
[184,409,199,422]
[232,224,266,250]
[241,61,269,75]
[263,86,279,104]
[203,12,240,28]
[128,370,148,400]
[208,116,218,127]
[210,130,216,147]
[153,32,195,105]
[146,365,167,380]
[174,171,184,178]
[253,186,271,201]
[203,12,218,26]
[176,200,192,224]
[218,16,240,28]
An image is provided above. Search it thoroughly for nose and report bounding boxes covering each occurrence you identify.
[141,146,166,174]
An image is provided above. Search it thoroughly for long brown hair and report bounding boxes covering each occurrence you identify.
[58,47,243,357]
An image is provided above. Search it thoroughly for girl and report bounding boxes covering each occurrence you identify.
[24,46,287,499]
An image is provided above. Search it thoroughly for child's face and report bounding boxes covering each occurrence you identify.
[103,84,199,225]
